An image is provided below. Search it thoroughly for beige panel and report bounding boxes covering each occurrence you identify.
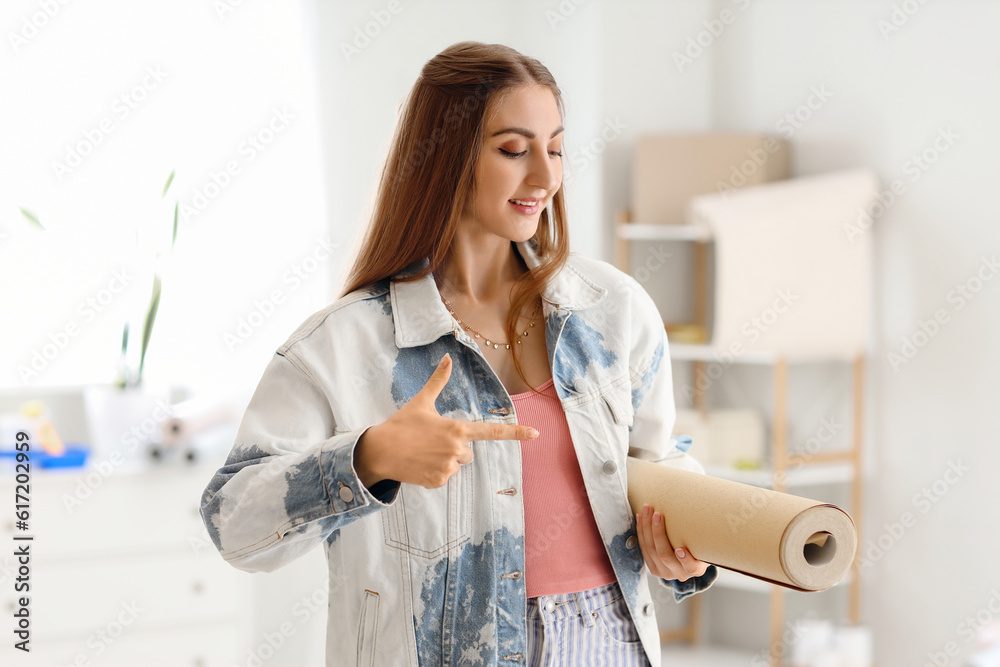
[632,133,790,224]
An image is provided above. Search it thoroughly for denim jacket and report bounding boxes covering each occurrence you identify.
[199,237,718,667]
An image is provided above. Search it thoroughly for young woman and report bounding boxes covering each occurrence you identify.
[200,41,717,667]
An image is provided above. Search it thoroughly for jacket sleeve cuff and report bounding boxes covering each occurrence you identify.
[658,564,719,603]
[321,426,400,515]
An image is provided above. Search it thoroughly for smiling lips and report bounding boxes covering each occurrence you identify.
[509,198,542,214]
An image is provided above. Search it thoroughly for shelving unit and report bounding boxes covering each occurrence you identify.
[616,211,867,667]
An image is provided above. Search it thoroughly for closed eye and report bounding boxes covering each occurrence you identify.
[500,148,564,158]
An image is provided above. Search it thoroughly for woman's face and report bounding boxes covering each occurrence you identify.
[463,84,564,242]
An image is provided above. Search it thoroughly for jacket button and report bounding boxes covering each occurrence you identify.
[602,460,617,475]
[626,535,637,549]
[643,602,655,616]
[338,486,355,503]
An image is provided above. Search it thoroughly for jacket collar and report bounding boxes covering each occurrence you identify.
[389,238,607,349]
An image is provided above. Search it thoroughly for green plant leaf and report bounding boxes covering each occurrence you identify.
[19,208,44,230]
[117,322,130,389]
[171,201,178,250]
[138,274,162,385]
[162,170,175,198]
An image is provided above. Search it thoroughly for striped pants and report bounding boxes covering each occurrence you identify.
[525,580,652,667]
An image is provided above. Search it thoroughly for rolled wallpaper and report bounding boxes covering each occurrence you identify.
[626,457,856,591]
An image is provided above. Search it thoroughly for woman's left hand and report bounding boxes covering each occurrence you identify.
[635,503,710,582]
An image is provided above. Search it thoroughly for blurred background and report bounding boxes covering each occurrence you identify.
[1,1,998,665]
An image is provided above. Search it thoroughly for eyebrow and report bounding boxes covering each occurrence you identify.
[490,125,564,140]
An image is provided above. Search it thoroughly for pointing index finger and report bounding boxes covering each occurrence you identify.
[464,419,539,443]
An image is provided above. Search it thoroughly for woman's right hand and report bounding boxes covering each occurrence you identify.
[354,352,540,489]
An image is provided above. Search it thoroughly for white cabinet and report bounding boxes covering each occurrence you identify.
[0,462,252,666]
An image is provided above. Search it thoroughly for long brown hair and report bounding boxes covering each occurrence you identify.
[338,41,570,398]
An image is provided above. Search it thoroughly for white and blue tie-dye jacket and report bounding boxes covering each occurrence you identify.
[200,236,718,667]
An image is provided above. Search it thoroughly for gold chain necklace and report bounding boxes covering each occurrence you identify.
[441,296,540,350]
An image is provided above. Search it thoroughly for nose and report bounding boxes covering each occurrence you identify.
[526,148,561,192]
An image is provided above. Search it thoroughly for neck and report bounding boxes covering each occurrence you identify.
[434,229,527,306]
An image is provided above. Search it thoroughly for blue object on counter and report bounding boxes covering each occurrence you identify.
[672,434,694,453]
[0,443,90,468]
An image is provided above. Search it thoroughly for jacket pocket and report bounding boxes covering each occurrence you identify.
[598,381,634,456]
[381,460,473,559]
[356,589,380,667]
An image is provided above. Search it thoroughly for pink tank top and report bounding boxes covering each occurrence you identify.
[510,377,618,598]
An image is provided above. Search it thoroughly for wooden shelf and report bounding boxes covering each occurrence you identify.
[660,644,759,666]
[661,644,870,667]
[669,342,860,365]
[703,461,855,488]
[615,221,712,242]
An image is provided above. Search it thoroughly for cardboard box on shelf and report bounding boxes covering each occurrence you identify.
[631,132,791,224]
